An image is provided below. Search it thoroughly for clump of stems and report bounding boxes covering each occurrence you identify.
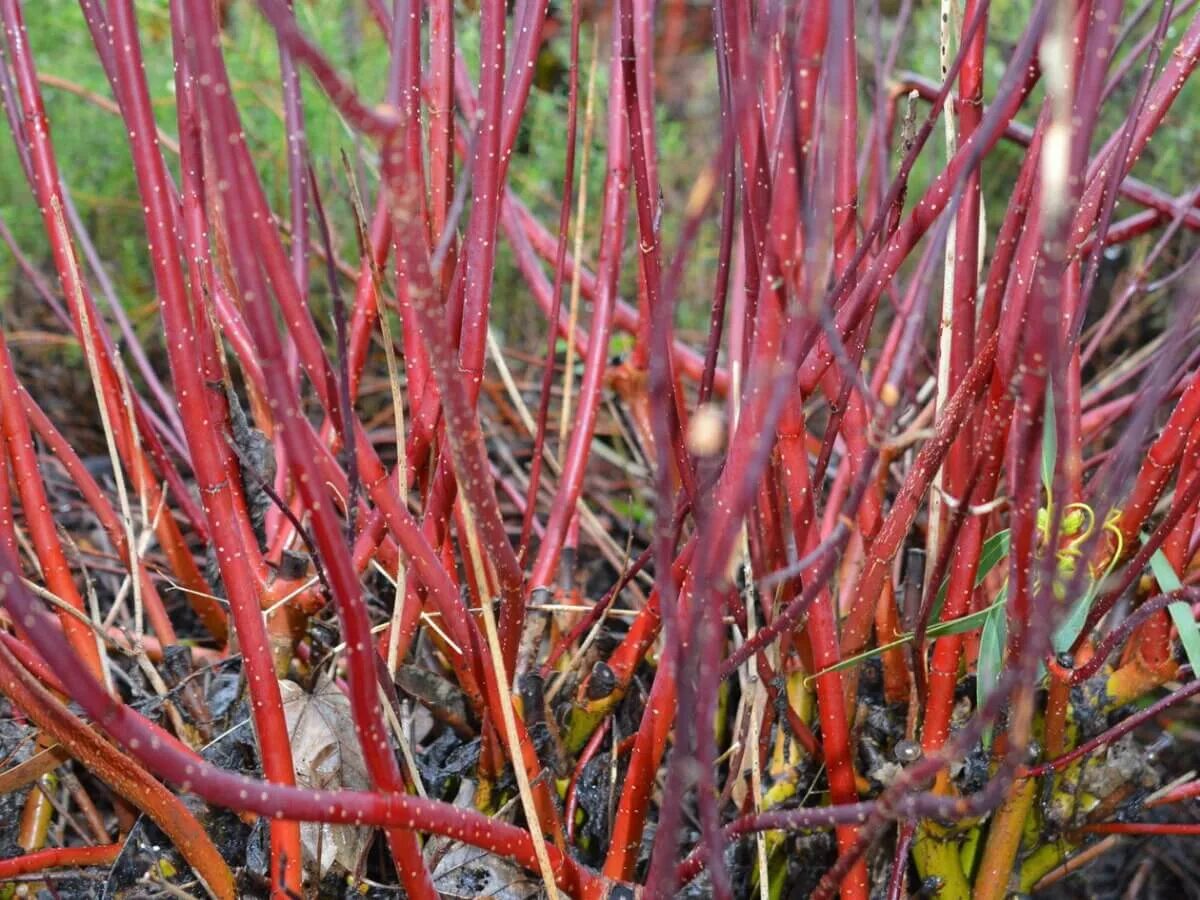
[0,0,1199,897]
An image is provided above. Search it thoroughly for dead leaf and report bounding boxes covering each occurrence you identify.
[280,676,373,881]
[424,780,542,898]
[427,837,543,899]
[395,663,476,737]
[0,744,69,792]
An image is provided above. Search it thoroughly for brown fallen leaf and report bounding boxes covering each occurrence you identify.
[280,676,373,882]
[422,781,542,899]
[427,836,543,899]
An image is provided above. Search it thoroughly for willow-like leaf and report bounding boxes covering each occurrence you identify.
[806,596,1009,684]
[1150,548,1200,677]
[930,528,1011,623]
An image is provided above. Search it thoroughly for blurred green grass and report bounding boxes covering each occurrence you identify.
[0,1,1194,348]
[1,1,393,310]
[0,1,715,342]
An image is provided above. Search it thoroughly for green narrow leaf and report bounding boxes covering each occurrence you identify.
[1042,386,1057,494]
[805,635,913,681]
[930,529,1011,623]
[806,597,1010,683]
[1053,557,1109,652]
[977,584,1009,723]
[1149,549,1200,677]
[1055,510,1123,652]
[928,598,1006,637]
[1052,587,1095,653]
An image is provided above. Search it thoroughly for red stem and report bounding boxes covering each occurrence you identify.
[0,842,121,879]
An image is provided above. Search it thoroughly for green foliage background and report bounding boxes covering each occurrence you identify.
[0,1,1194,344]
